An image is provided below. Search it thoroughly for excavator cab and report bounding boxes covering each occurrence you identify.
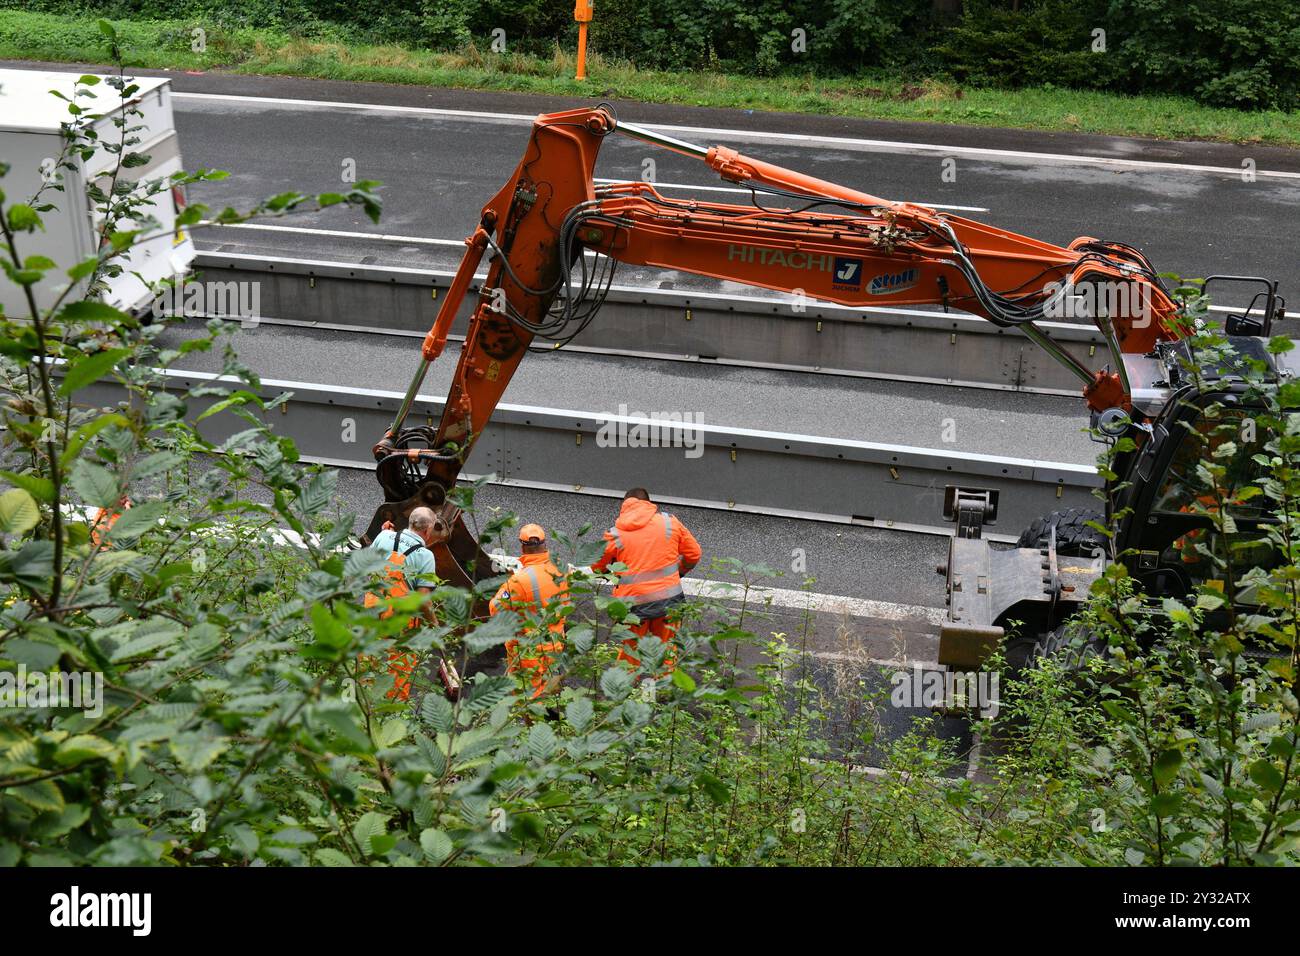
[939,325,1293,671]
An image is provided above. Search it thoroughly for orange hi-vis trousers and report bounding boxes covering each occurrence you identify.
[618,615,677,672]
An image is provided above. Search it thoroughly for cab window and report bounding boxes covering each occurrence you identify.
[1152,407,1268,519]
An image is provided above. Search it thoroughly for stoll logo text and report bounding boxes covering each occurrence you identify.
[50,886,152,936]
[868,268,919,295]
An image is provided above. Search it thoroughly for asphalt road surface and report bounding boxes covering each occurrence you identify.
[150,76,1300,308]
[6,62,1291,305]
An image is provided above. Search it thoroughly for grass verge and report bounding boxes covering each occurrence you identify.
[2,10,1299,147]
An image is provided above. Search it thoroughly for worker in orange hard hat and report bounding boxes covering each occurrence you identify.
[593,488,702,669]
[489,522,571,699]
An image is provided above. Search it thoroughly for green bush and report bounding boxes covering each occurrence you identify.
[1109,0,1300,110]
[933,0,1119,91]
[589,0,936,75]
[4,0,1300,109]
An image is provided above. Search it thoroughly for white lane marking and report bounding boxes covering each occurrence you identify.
[593,177,990,212]
[173,90,1300,179]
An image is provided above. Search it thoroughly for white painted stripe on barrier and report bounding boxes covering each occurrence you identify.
[488,550,943,626]
[197,238,1299,320]
[683,578,944,626]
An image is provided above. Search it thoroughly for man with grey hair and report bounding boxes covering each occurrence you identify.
[364,506,450,699]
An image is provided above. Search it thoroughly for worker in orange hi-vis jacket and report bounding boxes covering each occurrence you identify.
[363,506,448,700]
[90,496,132,548]
[489,523,570,699]
[593,488,702,668]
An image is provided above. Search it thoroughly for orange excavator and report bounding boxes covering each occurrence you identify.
[364,105,1286,667]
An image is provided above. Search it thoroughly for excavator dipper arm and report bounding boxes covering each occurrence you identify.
[363,106,1182,587]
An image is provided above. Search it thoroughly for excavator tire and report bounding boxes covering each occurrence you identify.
[1004,620,1107,674]
[1015,508,1106,557]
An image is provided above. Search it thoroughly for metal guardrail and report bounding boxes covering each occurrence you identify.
[191,252,1111,395]
[80,366,1100,538]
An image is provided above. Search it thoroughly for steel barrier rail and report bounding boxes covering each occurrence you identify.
[80,366,1101,538]
[191,251,1111,394]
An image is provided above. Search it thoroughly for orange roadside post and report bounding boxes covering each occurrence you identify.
[574,0,593,80]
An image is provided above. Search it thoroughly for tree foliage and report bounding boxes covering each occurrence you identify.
[9,0,1300,108]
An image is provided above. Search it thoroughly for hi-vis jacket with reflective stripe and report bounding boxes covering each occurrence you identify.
[594,498,702,609]
[489,550,569,634]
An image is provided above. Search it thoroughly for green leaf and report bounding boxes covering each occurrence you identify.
[600,666,632,701]
[464,612,517,654]
[169,732,230,773]
[0,539,55,589]
[671,668,697,693]
[97,18,116,39]
[103,500,166,543]
[10,779,63,813]
[195,391,258,423]
[565,697,593,732]
[1150,792,1182,818]
[6,204,42,232]
[528,722,557,761]
[0,471,54,504]
[0,487,40,535]
[57,348,130,396]
[269,827,317,846]
[419,828,453,864]
[695,772,730,806]
[132,451,184,479]
[352,812,389,857]
[309,603,353,651]
[421,692,454,733]
[375,719,408,749]
[59,301,130,324]
[1248,759,1284,792]
[60,412,130,468]
[317,707,370,748]
[69,459,120,509]
[1153,748,1183,787]
[54,735,118,766]
[314,848,354,867]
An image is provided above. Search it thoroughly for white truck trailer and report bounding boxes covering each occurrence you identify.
[0,68,195,319]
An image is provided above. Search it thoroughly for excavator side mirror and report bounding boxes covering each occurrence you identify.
[1203,275,1283,338]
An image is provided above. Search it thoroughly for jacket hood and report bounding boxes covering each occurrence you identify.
[615,497,659,531]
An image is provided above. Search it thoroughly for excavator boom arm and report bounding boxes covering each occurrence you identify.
[365,106,1182,584]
